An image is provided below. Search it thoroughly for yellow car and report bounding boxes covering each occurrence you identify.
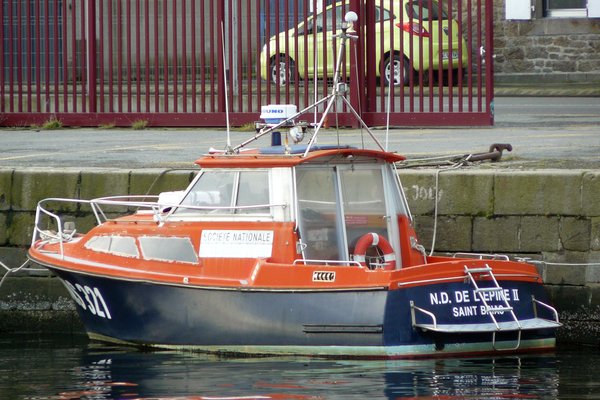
[260,0,469,86]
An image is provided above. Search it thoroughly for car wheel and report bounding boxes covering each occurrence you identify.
[383,54,410,86]
[269,56,295,86]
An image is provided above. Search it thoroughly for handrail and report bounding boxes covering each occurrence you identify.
[293,259,362,267]
[532,296,561,323]
[453,252,510,261]
[410,301,438,329]
[31,196,289,259]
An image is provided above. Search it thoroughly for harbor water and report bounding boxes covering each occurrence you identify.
[1,334,599,399]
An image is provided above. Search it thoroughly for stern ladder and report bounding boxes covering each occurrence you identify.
[464,264,521,350]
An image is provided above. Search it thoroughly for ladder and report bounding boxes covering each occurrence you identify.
[464,264,521,350]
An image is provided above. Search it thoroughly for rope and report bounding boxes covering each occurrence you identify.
[428,159,470,256]
[0,259,46,291]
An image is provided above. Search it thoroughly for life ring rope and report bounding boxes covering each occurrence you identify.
[353,232,396,270]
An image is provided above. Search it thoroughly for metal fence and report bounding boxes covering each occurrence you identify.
[1,0,494,127]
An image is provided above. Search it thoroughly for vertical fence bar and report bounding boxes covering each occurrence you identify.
[16,0,23,112]
[26,0,33,111]
[125,0,131,112]
[16,2,23,112]
[153,0,159,112]
[7,0,14,112]
[467,0,473,112]
[457,0,463,112]
[427,0,434,113]
[97,0,104,112]
[0,2,4,113]
[214,0,221,113]
[246,0,252,113]
[172,0,178,113]
[145,0,150,112]
[447,0,454,112]
[476,0,483,112]
[181,0,187,113]
[227,0,233,113]
[87,0,97,113]
[485,0,494,124]
[52,0,59,112]
[190,0,197,113]
[417,0,424,113]
[136,0,141,112]
[80,0,87,112]
[62,0,70,111]
[162,0,168,112]
[108,0,114,112]
[200,0,207,112]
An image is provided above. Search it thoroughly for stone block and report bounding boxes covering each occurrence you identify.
[0,213,6,246]
[587,265,600,284]
[129,168,195,196]
[430,216,473,253]
[560,217,591,252]
[0,168,14,211]
[494,170,583,216]
[80,169,130,199]
[546,285,590,314]
[582,172,600,216]
[591,217,600,251]
[397,170,437,215]
[520,216,560,252]
[472,216,520,252]
[7,212,36,246]
[412,215,434,251]
[12,168,80,212]
[545,263,587,286]
[436,170,494,216]
[80,169,130,213]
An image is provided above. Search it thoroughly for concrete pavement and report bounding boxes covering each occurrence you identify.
[0,96,598,170]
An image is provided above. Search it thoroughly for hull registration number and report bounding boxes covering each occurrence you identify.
[63,280,112,320]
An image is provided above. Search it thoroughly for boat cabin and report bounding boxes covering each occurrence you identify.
[163,146,423,270]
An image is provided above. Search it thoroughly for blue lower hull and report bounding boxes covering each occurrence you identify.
[51,269,558,358]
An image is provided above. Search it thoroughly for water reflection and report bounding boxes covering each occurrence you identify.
[1,334,597,399]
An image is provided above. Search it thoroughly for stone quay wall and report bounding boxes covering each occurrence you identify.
[0,167,599,344]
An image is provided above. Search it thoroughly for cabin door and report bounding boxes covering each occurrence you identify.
[296,165,399,267]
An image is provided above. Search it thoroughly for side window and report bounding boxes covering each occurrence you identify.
[85,236,139,258]
[236,171,270,214]
[139,236,198,264]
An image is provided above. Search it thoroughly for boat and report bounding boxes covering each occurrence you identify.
[27,135,561,358]
[27,15,560,358]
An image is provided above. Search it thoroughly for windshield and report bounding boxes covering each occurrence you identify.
[175,170,270,214]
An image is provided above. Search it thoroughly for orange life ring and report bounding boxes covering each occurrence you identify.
[353,233,396,270]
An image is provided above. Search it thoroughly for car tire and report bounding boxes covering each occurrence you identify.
[269,56,295,86]
[383,54,410,86]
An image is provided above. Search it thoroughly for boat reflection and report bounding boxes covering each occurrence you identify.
[69,345,559,399]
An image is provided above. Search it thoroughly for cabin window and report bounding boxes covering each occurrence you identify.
[139,236,198,264]
[296,167,344,260]
[84,235,139,258]
[339,168,389,251]
[236,171,270,214]
[296,164,401,266]
[176,170,270,215]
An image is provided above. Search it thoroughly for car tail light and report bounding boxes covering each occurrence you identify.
[398,22,430,37]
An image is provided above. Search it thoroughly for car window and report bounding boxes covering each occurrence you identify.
[406,1,448,20]
[375,6,392,22]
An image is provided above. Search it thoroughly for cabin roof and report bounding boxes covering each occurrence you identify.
[195,146,406,168]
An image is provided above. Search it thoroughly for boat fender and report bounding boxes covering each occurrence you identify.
[353,233,396,270]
